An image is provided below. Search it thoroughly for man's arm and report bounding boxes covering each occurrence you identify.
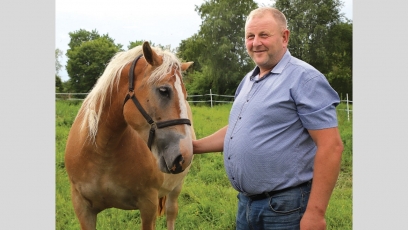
[301,127,344,230]
[192,125,228,154]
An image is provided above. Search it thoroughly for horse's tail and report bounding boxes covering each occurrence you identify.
[157,196,167,216]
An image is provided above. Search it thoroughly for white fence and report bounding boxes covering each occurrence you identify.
[339,93,352,121]
[56,93,88,100]
[55,89,235,106]
[56,91,352,120]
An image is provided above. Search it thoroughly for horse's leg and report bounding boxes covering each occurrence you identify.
[165,182,184,230]
[70,185,98,230]
[139,191,159,230]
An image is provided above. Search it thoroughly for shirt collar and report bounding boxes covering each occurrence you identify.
[249,50,291,81]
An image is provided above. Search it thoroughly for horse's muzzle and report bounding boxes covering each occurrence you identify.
[160,154,185,174]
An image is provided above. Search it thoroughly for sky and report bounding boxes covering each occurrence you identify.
[56,0,353,81]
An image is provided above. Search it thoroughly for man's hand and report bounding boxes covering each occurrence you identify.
[300,209,326,230]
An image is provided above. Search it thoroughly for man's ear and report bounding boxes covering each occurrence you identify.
[282,29,290,48]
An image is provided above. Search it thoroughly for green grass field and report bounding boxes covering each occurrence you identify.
[56,100,352,229]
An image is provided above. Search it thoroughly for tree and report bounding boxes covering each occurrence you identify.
[127,40,145,50]
[55,48,64,92]
[67,29,123,51]
[178,0,258,95]
[274,0,343,72]
[56,75,64,93]
[66,29,122,93]
[55,48,63,74]
[274,0,352,99]
[326,21,352,99]
[127,40,165,50]
[178,34,205,72]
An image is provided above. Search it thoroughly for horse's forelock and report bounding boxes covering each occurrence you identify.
[146,48,182,86]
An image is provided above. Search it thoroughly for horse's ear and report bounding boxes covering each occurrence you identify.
[142,41,162,67]
[181,62,194,71]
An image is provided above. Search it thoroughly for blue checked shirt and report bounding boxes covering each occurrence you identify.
[223,50,340,196]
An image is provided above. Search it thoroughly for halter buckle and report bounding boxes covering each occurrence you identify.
[128,90,134,97]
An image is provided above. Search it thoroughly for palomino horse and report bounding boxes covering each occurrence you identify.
[64,41,195,230]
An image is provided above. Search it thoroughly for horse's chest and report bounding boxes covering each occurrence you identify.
[78,172,158,210]
[72,150,164,209]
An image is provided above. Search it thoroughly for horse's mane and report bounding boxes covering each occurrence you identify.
[78,45,183,142]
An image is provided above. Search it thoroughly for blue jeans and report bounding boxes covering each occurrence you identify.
[236,181,312,230]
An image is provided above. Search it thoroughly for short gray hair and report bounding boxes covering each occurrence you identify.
[246,7,287,29]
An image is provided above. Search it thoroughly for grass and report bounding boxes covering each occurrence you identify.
[56,100,352,229]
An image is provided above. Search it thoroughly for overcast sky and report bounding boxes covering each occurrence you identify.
[56,0,353,81]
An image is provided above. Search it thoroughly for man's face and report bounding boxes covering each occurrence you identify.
[245,14,288,72]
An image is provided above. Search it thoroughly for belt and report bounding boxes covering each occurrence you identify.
[247,181,311,201]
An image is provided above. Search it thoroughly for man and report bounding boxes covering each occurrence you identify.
[192,6,344,230]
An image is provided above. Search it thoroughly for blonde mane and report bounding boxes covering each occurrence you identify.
[78,45,183,142]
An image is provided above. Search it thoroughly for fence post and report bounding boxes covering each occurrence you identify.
[210,89,213,108]
[346,93,350,121]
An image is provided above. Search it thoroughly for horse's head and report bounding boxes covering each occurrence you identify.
[123,41,194,174]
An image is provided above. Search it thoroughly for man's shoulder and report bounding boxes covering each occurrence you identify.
[288,55,320,74]
[283,56,326,85]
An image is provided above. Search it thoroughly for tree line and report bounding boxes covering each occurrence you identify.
[56,0,352,100]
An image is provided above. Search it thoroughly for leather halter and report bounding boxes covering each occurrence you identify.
[123,54,191,150]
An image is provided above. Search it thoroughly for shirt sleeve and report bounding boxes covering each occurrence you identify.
[294,74,340,130]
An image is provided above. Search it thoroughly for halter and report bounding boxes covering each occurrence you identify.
[123,55,191,150]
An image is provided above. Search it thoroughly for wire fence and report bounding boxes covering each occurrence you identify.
[56,90,352,120]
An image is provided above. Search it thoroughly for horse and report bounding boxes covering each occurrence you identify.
[64,41,195,230]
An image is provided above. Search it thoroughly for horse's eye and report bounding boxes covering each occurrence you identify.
[158,87,170,98]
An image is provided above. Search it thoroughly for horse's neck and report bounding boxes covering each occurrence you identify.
[93,90,128,152]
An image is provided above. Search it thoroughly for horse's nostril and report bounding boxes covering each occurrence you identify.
[175,155,184,165]
[170,155,184,173]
